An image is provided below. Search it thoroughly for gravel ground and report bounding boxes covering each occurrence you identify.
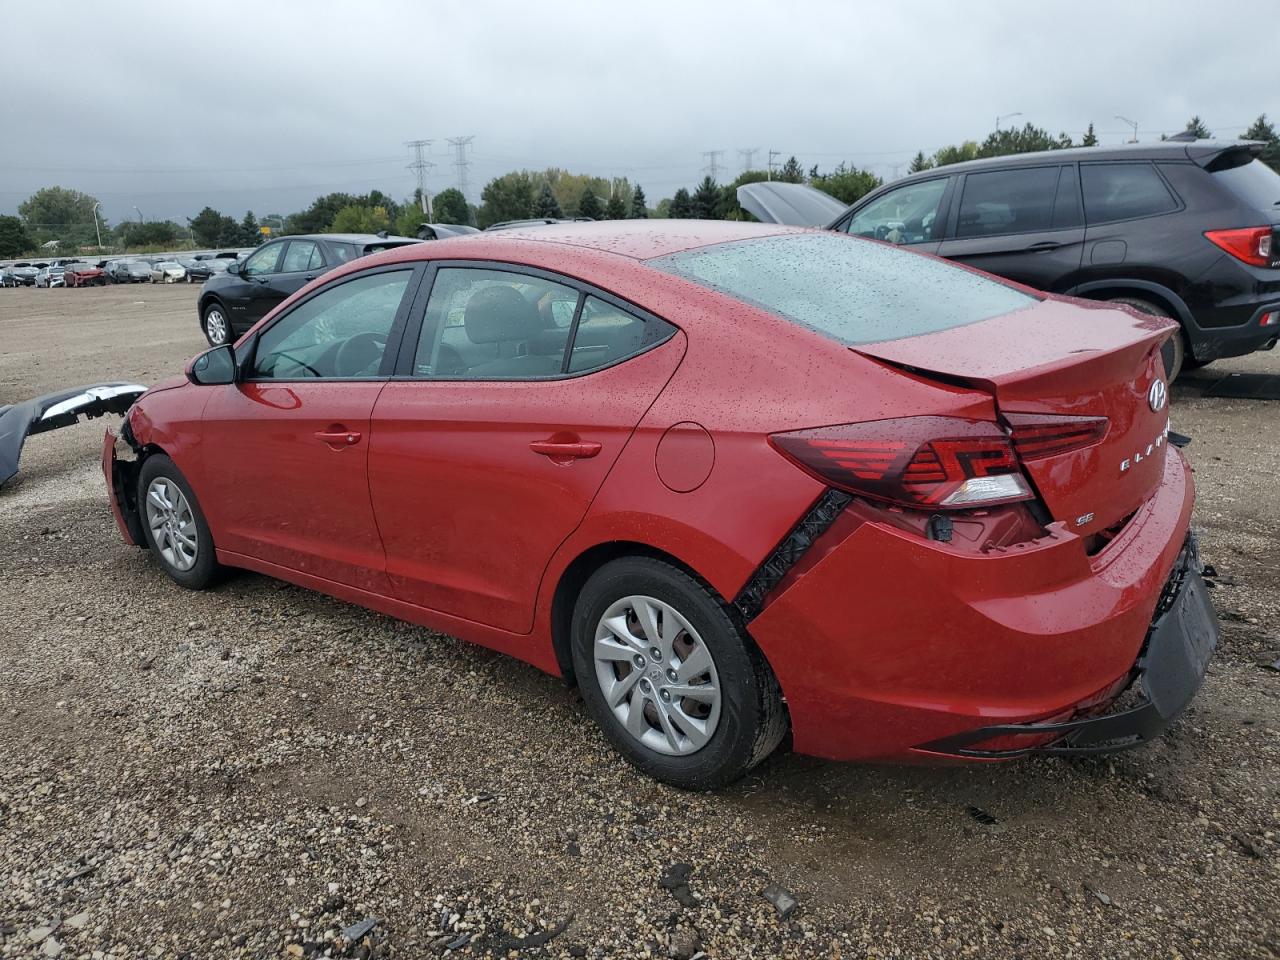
[0,284,1276,959]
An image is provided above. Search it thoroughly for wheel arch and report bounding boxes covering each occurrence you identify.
[1066,279,1195,329]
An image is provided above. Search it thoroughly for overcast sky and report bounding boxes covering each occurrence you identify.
[1,0,1271,226]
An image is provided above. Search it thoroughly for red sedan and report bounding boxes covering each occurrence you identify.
[103,221,1217,788]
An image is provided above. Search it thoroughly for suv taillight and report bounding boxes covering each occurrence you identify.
[769,416,1033,509]
[1204,226,1274,267]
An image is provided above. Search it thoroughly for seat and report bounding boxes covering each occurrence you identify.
[463,286,560,378]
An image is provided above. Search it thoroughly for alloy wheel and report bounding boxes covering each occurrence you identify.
[592,595,722,756]
[144,477,198,572]
[204,308,228,345]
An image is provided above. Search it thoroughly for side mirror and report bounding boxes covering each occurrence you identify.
[226,260,242,276]
[186,344,237,385]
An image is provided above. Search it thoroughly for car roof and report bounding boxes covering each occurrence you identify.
[286,233,420,245]
[890,139,1261,180]
[422,219,810,260]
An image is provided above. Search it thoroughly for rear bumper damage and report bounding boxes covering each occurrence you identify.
[918,534,1217,758]
[0,382,147,488]
[748,448,1209,762]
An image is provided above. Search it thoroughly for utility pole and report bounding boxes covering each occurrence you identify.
[446,136,475,200]
[737,147,758,173]
[404,139,435,218]
[91,202,103,250]
[995,112,1022,132]
[766,150,782,180]
[701,149,725,182]
[1115,115,1139,143]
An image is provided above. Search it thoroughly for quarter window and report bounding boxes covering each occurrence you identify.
[956,166,1058,238]
[844,178,947,244]
[242,242,283,277]
[1082,163,1178,223]
[567,296,660,374]
[250,270,412,379]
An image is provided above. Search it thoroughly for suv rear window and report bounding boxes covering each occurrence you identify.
[1082,162,1178,223]
[650,233,1035,346]
[1211,157,1280,211]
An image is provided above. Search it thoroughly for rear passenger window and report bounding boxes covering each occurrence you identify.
[413,269,675,380]
[956,167,1058,238]
[1082,163,1178,223]
[281,240,323,273]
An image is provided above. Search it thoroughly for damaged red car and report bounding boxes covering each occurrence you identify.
[103,221,1218,789]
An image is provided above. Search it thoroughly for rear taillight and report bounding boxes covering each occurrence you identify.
[1204,226,1274,267]
[1005,413,1109,461]
[770,416,1032,509]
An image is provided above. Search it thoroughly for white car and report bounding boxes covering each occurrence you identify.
[151,261,186,283]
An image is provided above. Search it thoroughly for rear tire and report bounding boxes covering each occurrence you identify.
[570,556,788,790]
[1107,296,1184,380]
[137,455,222,590]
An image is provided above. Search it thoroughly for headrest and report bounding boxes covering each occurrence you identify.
[464,286,540,344]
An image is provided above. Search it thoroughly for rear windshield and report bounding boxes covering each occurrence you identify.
[649,233,1036,345]
[1212,157,1280,211]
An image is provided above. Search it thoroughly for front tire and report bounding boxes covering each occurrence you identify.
[137,455,222,590]
[202,302,230,346]
[1107,296,1185,380]
[571,557,788,790]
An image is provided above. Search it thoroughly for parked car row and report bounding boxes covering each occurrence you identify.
[1,250,247,289]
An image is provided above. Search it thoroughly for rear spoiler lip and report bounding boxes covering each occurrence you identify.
[1187,139,1265,168]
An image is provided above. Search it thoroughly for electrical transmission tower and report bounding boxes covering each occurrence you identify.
[446,136,475,198]
[701,149,725,182]
[404,139,434,215]
[737,147,758,173]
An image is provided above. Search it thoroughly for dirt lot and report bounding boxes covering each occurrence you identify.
[0,284,1276,959]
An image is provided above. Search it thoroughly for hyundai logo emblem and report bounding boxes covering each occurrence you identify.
[1148,379,1167,412]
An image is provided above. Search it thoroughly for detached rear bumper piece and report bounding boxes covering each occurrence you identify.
[920,535,1217,758]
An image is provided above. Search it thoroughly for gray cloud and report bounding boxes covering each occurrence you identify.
[0,0,1269,225]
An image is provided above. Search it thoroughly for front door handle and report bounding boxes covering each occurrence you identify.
[1026,241,1061,252]
[315,428,362,446]
[530,437,602,462]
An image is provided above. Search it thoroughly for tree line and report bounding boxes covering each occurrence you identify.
[3,114,1276,259]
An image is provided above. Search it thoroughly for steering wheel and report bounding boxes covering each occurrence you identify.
[333,332,387,377]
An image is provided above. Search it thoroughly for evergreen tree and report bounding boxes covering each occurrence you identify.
[691,176,721,219]
[908,151,933,173]
[1081,123,1098,147]
[1244,114,1280,172]
[668,188,694,219]
[604,193,627,220]
[576,187,604,220]
[978,123,1072,158]
[0,215,33,257]
[629,185,648,218]
[534,182,563,218]
[477,172,535,228]
[777,156,805,183]
[1184,116,1212,139]
[240,210,260,245]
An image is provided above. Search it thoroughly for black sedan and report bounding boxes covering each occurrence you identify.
[196,232,420,345]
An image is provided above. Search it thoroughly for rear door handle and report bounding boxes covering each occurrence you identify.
[530,439,602,461]
[315,428,362,446]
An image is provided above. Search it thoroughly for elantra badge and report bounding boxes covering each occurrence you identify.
[1148,379,1167,412]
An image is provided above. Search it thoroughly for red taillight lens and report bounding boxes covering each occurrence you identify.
[770,416,1032,509]
[1204,226,1274,267]
[1005,413,1109,461]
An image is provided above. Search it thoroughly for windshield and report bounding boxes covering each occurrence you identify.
[127,262,150,273]
[207,260,229,271]
[157,261,181,270]
[650,233,1036,345]
[1213,157,1280,212]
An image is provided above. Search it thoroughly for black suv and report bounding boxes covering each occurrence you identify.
[197,233,421,346]
[743,141,1280,378]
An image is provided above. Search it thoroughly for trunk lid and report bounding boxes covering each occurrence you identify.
[854,298,1174,538]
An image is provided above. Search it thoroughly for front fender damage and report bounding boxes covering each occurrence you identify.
[0,382,148,488]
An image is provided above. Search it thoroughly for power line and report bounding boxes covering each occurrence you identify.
[737,147,758,173]
[701,150,725,182]
[404,139,434,216]
[446,136,475,200]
